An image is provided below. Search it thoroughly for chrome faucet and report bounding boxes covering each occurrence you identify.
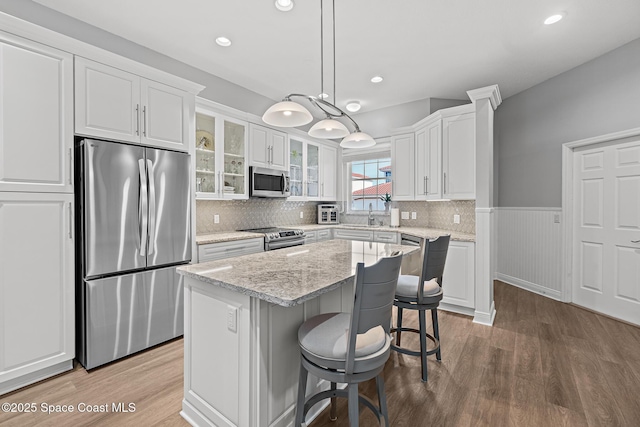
[368,203,375,226]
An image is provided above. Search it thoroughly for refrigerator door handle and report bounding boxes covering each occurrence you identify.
[138,158,149,256]
[147,159,156,255]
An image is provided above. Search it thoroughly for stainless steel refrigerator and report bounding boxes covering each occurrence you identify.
[76,138,191,369]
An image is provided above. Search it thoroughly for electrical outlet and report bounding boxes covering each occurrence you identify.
[227,305,237,333]
[454,214,460,224]
[411,212,417,220]
[401,211,410,220]
[214,214,220,224]
[300,211,304,219]
[554,213,561,223]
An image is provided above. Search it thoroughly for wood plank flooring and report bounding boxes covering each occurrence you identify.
[1,281,640,426]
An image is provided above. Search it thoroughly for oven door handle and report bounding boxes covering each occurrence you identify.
[267,237,305,251]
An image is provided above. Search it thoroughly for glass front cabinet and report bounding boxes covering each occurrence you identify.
[289,137,320,201]
[195,109,248,199]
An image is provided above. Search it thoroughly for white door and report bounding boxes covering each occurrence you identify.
[141,79,190,152]
[321,145,337,200]
[573,139,640,325]
[0,33,73,193]
[0,192,75,392]
[249,124,269,168]
[75,57,140,143]
[391,133,415,200]
[270,129,288,171]
[442,113,475,199]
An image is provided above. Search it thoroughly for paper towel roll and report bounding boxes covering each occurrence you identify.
[390,208,400,227]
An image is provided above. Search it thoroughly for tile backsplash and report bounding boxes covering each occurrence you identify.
[196,199,321,234]
[340,200,476,234]
[197,199,475,235]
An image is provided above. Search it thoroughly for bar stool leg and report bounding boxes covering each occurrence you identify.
[396,307,404,346]
[432,309,441,361]
[348,383,359,427]
[376,374,389,426]
[418,309,428,382]
[295,364,308,426]
[330,382,337,421]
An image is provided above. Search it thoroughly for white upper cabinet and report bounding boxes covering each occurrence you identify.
[75,57,190,152]
[442,112,475,199]
[0,32,73,193]
[249,124,288,171]
[320,144,338,200]
[391,133,415,201]
[415,120,442,200]
[195,108,249,200]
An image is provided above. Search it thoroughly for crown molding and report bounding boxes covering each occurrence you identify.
[466,85,502,110]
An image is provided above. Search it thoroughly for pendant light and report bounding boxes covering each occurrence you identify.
[262,0,375,148]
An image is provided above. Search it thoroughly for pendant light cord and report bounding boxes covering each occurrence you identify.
[320,0,324,103]
[333,0,336,106]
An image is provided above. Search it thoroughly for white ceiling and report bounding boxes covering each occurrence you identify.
[33,0,640,113]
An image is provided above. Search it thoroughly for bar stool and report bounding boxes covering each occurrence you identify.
[294,251,403,427]
[391,235,450,382]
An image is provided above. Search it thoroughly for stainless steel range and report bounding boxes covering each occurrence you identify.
[239,227,306,251]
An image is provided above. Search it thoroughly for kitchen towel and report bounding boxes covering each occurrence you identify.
[390,208,400,227]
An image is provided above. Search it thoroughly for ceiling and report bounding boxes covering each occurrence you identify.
[32,0,640,113]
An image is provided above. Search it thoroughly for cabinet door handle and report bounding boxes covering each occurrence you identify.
[632,240,640,244]
[68,148,73,185]
[424,176,428,195]
[142,106,147,137]
[444,172,447,194]
[68,202,73,239]
[135,104,140,136]
[322,183,324,197]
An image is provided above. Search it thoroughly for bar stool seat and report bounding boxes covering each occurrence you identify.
[395,277,441,299]
[294,252,403,427]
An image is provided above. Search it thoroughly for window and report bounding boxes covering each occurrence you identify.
[349,157,391,211]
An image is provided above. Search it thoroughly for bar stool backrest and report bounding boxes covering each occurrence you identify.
[418,235,450,302]
[345,251,403,374]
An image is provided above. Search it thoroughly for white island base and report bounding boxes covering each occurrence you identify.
[178,240,418,427]
[181,277,353,427]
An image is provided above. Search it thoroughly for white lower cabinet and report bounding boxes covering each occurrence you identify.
[333,228,373,242]
[304,230,317,244]
[0,192,75,394]
[442,241,475,308]
[197,238,264,263]
[182,276,353,427]
[316,228,332,242]
[373,230,399,244]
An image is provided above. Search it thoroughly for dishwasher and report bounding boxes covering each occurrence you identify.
[400,234,423,276]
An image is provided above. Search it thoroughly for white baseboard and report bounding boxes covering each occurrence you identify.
[473,301,496,326]
[0,360,73,396]
[495,272,563,301]
[439,302,475,318]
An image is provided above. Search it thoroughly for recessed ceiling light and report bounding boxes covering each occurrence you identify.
[318,93,329,99]
[371,76,383,83]
[544,13,565,25]
[346,101,361,112]
[215,36,232,47]
[275,0,294,12]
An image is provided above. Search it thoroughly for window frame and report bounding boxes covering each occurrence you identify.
[346,156,392,214]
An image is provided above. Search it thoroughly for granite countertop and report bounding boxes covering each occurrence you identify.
[196,225,475,245]
[178,239,419,307]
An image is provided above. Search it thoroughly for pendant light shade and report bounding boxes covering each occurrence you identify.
[340,131,376,148]
[262,101,313,127]
[308,118,350,139]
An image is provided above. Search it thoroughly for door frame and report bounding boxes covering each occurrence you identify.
[561,126,640,303]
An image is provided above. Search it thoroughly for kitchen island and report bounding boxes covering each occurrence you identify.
[177,239,419,427]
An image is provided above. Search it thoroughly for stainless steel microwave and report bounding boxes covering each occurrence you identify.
[249,166,290,198]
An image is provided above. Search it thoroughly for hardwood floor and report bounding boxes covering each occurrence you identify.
[2,281,639,426]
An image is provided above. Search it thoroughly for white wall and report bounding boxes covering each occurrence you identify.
[495,37,640,208]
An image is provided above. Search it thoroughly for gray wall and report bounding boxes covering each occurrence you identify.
[351,97,467,138]
[495,37,640,208]
[0,0,275,116]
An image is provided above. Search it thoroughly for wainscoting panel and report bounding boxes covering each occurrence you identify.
[496,208,563,300]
